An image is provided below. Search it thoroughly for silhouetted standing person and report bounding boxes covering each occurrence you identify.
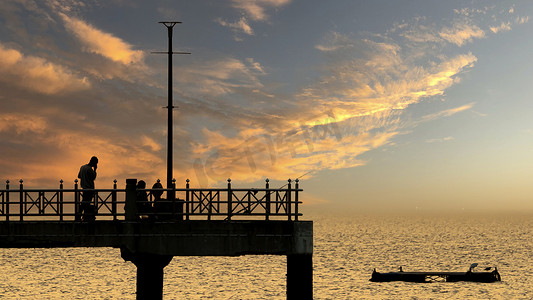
[78,156,98,221]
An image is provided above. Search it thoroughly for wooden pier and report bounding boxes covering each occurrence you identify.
[0,178,313,299]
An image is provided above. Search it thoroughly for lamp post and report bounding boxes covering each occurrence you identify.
[153,22,190,193]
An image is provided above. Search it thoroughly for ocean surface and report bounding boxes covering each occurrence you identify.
[1,213,532,299]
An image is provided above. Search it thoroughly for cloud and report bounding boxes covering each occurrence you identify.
[0,111,165,186]
[0,43,90,94]
[490,22,511,34]
[220,0,291,40]
[246,58,266,74]
[142,135,163,152]
[216,17,254,37]
[315,32,355,52]
[439,22,485,46]
[515,16,529,24]
[188,26,478,184]
[60,13,144,64]
[231,0,291,21]
[177,57,265,97]
[0,2,517,189]
[421,103,475,123]
[0,113,47,135]
[426,136,454,143]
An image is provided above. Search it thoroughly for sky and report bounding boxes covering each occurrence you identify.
[1,0,532,213]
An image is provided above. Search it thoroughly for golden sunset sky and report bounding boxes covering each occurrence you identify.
[1,0,532,213]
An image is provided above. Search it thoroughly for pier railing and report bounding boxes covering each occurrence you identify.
[0,179,302,221]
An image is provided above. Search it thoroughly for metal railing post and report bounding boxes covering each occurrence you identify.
[172,178,177,219]
[5,180,9,222]
[39,190,43,215]
[59,179,64,221]
[295,179,299,221]
[112,179,117,221]
[185,179,190,220]
[207,190,212,221]
[265,179,270,221]
[247,189,251,214]
[74,179,80,221]
[93,188,98,218]
[287,179,292,221]
[19,179,23,221]
[227,178,232,220]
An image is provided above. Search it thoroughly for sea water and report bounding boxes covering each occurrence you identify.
[0,213,532,299]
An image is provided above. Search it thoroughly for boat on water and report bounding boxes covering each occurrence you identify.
[370,265,501,283]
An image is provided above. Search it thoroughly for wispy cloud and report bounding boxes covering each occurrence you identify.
[219,0,291,40]
[0,1,525,189]
[490,22,512,34]
[515,16,529,24]
[177,57,265,97]
[60,13,144,65]
[439,22,485,46]
[426,136,454,143]
[421,103,475,123]
[188,18,480,184]
[216,17,254,38]
[231,0,291,21]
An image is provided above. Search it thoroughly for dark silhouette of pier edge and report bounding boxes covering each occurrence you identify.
[0,178,313,299]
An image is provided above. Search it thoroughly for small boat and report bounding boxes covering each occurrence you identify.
[370,265,501,283]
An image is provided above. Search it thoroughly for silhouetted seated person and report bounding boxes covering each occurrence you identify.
[136,180,152,219]
[151,181,184,220]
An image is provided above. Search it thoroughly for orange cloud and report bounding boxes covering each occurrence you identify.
[0,116,165,188]
[0,113,47,134]
[185,27,478,185]
[439,22,485,46]
[61,14,144,65]
[0,44,90,94]
[490,22,512,33]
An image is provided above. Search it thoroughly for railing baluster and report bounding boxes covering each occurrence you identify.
[112,179,117,221]
[39,191,44,215]
[206,191,211,220]
[6,180,9,222]
[265,179,270,221]
[247,190,251,214]
[227,178,232,220]
[287,179,292,221]
[185,179,190,221]
[295,179,299,221]
[172,178,177,220]
[19,180,23,221]
[93,190,98,219]
[74,179,80,221]
[60,180,64,221]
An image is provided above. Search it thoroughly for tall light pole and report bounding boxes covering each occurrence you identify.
[153,22,190,193]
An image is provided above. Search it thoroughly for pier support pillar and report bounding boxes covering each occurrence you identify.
[286,254,313,299]
[121,248,173,300]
